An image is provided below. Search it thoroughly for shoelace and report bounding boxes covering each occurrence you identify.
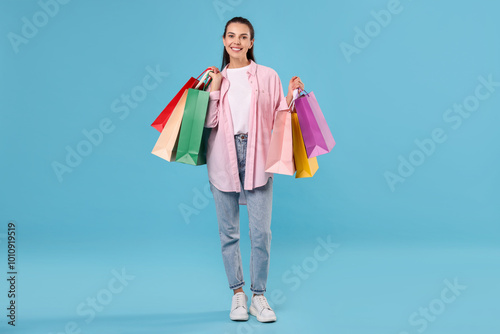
[254,295,272,311]
[233,293,246,310]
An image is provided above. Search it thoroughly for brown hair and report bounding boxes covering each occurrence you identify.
[221,17,256,70]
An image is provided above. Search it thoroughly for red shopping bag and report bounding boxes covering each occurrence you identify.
[150,68,212,132]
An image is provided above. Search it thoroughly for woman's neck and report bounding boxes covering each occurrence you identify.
[228,58,251,69]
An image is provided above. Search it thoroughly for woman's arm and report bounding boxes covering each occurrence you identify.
[286,76,305,105]
[205,81,220,128]
[272,74,305,128]
[205,68,223,128]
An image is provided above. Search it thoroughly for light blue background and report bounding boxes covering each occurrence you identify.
[1,0,499,333]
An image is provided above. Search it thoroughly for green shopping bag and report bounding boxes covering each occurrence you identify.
[175,70,212,165]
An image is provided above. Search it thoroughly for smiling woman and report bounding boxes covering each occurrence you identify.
[220,20,255,70]
[202,16,305,323]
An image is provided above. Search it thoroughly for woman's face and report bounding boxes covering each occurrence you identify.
[223,22,254,62]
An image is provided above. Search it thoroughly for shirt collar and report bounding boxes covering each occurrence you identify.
[222,59,257,78]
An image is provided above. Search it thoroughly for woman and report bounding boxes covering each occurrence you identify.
[205,16,304,323]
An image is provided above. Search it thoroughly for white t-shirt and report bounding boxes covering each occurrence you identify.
[226,64,251,135]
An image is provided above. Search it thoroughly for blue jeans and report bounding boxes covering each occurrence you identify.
[209,133,273,294]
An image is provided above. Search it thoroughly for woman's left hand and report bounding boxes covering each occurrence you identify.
[288,76,305,96]
[286,76,305,107]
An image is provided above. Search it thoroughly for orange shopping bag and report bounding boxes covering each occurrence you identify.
[151,89,189,161]
[291,111,318,178]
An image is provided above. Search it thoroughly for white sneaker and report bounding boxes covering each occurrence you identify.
[249,294,277,322]
[230,292,249,321]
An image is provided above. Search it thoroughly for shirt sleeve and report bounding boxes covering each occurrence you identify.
[273,73,290,129]
[205,81,220,128]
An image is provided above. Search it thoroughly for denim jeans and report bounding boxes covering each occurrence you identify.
[209,133,273,294]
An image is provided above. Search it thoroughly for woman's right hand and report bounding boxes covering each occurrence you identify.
[207,66,222,92]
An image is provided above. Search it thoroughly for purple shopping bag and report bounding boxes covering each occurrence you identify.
[294,89,335,158]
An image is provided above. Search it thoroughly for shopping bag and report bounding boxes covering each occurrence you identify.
[294,89,335,158]
[151,89,189,161]
[150,67,212,133]
[175,70,213,165]
[292,111,318,178]
[265,109,295,175]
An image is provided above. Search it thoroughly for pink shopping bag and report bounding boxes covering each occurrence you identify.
[265,109,295,175]
[294,89,335,158]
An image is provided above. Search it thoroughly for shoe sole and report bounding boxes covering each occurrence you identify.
[230,312,249,321]
[249,305,277,322]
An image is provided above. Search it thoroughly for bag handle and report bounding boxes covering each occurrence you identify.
[287,88,301,111]
[287,87,311,111]
[297,87,309,96]
[274,89,302,114]
[194,69,214,90]
[274,86,309,114]
[196,67,213,80]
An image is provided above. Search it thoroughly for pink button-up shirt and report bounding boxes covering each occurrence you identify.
[204,60,289,193]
